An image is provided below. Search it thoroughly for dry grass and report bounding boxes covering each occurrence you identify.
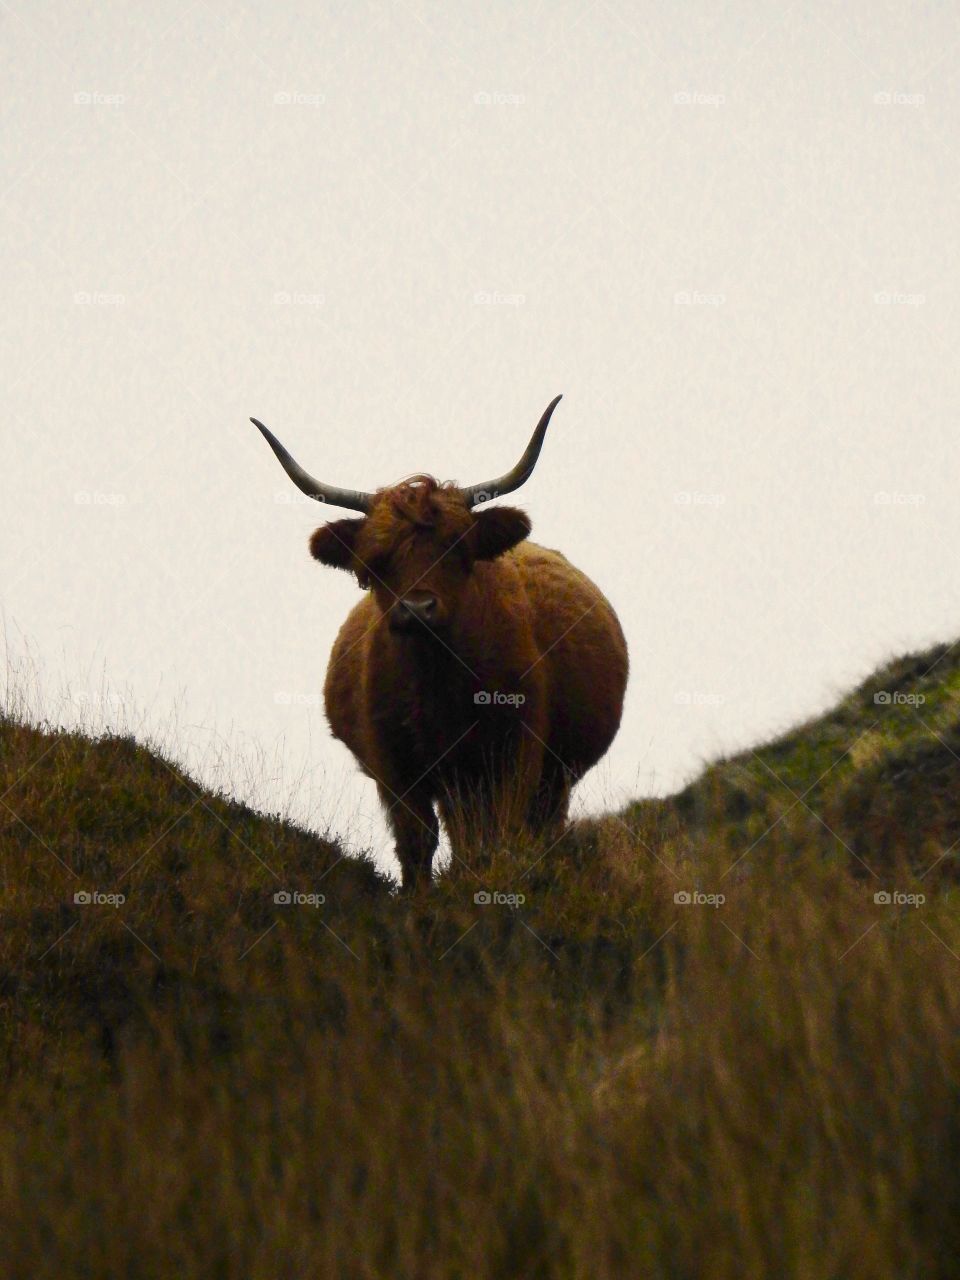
[2,641,960,1277]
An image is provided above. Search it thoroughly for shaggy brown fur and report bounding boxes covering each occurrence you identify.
[310,478,628,889]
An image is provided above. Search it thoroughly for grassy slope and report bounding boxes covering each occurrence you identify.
[630,638,960,879]
[1,643,960,1278]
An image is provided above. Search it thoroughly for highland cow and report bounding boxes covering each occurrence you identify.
[253,397,628,889]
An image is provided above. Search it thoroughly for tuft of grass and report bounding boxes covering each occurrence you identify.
[2,642,960,1278]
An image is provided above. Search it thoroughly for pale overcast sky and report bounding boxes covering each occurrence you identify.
[4,1,960,876]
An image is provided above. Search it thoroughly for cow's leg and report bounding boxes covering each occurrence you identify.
[437,783,483,875]
[527,758,572,837]
[379,781,439,891]
[449,732,545,861]
[496,730,545,837]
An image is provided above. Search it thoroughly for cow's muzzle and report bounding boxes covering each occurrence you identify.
[390,594,442,633]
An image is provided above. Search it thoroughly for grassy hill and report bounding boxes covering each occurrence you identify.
[2,642,960,1278]
[630,638,960,880]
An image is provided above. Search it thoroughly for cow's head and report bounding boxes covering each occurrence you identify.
[252,396,561,636]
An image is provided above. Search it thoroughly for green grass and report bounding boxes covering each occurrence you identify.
[2,642,960,1277]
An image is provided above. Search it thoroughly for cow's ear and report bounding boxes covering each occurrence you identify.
[309,518,364,571]
[472,506,531,561]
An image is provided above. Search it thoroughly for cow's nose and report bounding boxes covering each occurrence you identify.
[392,595,440,631]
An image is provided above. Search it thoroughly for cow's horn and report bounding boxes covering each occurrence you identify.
[250,419,373,513]
[462,395,562,508]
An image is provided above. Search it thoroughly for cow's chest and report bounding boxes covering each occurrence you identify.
[370,647,531,773]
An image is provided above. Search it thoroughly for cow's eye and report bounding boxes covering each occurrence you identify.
[358,554,389,586]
